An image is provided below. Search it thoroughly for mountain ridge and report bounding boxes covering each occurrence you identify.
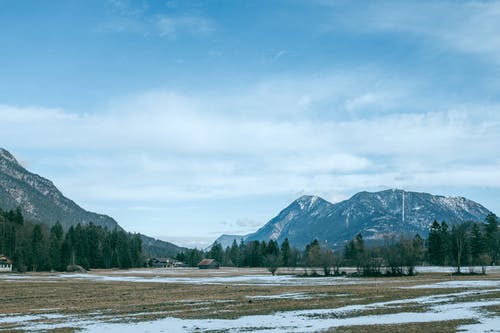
[0,148,184,257]
[214,189,492,249]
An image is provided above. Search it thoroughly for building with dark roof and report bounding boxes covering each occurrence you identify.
[198,258,220,269]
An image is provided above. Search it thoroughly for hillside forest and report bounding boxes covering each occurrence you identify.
[0,208,499,275]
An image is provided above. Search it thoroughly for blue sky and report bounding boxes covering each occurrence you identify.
[1,0,500,248]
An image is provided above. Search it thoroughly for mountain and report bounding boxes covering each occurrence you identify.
[211,234,246,249]
[0,148,183,257]
[217,190,491,249]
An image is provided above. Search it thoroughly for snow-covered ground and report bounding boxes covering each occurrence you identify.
[0,272,368,286]
[1,288,498,332]
[59,273,367,286]
[1,267,499,332]
[246,292,327,300]
[415,266,500,274]
[405,280,500,289]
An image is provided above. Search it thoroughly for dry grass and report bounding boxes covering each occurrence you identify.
[0,268,498,331]
[324,319,478,333]
[0,279,463,320]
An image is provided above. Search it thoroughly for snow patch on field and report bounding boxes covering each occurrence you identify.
[415,266,500,274]
[2,288,499,332]
[55,273,367,286]
[246,292,326,300]
[406,280,500,289]
[457,316,500,333]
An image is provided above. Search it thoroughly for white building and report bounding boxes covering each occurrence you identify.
[0,255,12,272]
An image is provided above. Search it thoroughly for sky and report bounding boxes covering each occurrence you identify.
[1,0,500,248]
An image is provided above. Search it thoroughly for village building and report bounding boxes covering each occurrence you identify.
[150,257,179,268]
[0,255,12,272]
[198,258,220,269]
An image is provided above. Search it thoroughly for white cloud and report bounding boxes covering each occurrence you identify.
[2,86,499,204]
[98,2,214,39]
[2,71,500,236]
[157,15,214,38]
[324,1,500,62]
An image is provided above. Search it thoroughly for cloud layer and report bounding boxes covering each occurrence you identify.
[2,72,500,210]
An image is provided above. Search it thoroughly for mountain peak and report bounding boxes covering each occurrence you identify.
[0,148,19,165]
[294,195,327,211]
[239,189,492,249]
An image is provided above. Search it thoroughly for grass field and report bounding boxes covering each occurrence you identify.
[0,267,499,332]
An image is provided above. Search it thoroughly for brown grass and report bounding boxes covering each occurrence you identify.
[324,319,478,333]
[0,268,498,331]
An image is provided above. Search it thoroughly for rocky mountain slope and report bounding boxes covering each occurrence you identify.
[0,148,183,257]
[216,189,491,249]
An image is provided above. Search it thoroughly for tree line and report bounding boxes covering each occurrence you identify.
[176,238,301,274]
[0,208,144,272]
[2,206,498,275]
[177,213,499,276]
[427,213,499,274]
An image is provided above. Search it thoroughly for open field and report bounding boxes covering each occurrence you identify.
[0,267,499,332]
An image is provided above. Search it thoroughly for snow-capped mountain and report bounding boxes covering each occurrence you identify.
[215,189,491,249]
[0,148,183,256]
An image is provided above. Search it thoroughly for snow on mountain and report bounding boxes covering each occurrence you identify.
[216,189,492,249]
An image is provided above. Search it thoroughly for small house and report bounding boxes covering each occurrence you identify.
[198,258,220,269]
[150,257,178,268]
[173,261,188,267]
[0,255,12,272]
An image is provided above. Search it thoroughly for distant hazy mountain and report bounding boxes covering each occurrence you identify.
[215,189,491,249]
[0,148,183,257]
[211,234,246,250]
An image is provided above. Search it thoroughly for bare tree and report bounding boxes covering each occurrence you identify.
[264,254,282,276]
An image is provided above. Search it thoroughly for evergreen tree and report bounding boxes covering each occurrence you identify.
[427,221,450,265]
[427,220,441,264]
[470,223,487,266]
[208,242,223,264]
[0,210,145,272]
[280,238,291,267]
[485,213,499,264]
[247,241,262,266]
[344,233,365,272]
[229,240,240,267]
[30,224,47,271]
[266,239,280,257]
[49,222,64,271]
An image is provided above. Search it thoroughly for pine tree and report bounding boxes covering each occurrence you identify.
[427,221,451,265]
[208,242,223,264]
[266,239,280,256]
[344,233,365,272]
[248,241,262,267]
[49,222,64,271]
[30,224,47,271]
[229,240,240,267]
[470,223,487,265]
[280,238,291,267]
[485,213,499,264]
